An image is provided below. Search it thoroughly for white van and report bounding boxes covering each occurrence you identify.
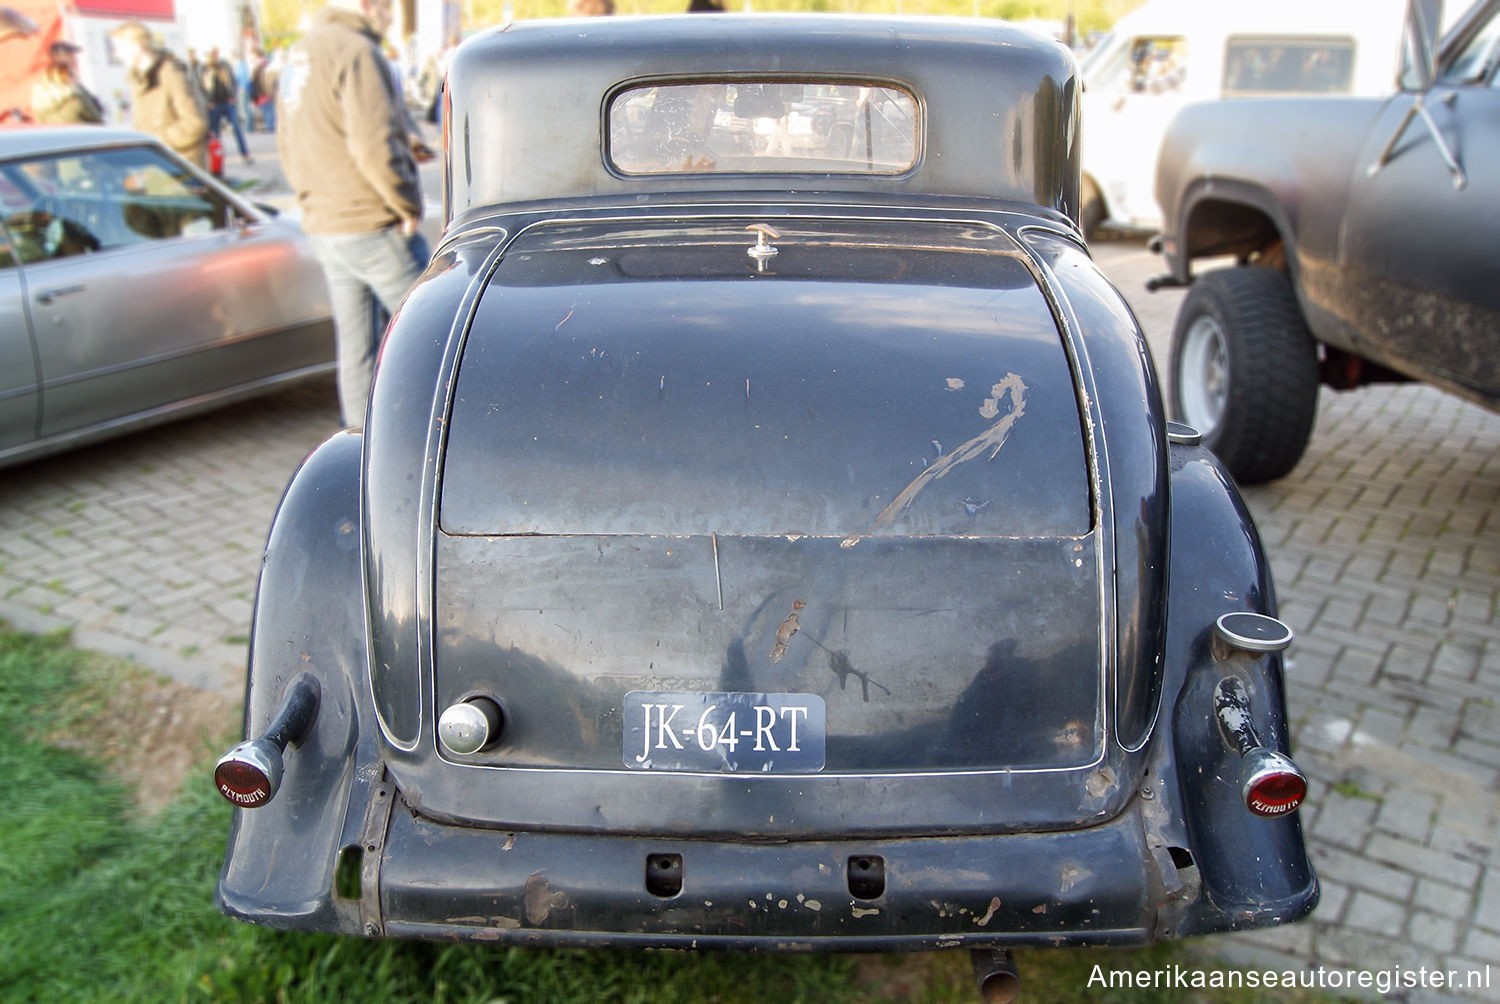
[1079,0,1410,233]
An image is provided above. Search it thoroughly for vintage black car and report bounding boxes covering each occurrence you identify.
[215,15,1314,996]
[1154,0,1500,484]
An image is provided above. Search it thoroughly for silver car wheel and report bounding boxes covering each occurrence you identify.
[1177,314,1228,437]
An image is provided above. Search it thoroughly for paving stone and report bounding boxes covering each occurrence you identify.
[1314,792,1380,852]
[1477,871,1500,932]
[1414,877,1476,918]
[1313,846,1416,903]
[1409,911,1461,954]
[1364,835,1482,898]
[1461,926,1500,966]
[1374,792,1439,844]
[1314,877,1352,924]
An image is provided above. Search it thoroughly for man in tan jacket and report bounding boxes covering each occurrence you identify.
[278,0,424,427]
[108,22,208,168]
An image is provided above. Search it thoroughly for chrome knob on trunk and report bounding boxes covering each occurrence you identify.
[438,697,504,755]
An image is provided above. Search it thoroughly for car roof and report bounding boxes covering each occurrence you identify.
[444,14,1081,222]
[0,125,168,161]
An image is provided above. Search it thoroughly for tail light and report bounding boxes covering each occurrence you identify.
[1213,675,1306,817]
[1210,611,1306,819]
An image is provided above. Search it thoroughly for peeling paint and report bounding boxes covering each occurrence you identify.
[871,372,1028,530]
[945,377,965,391]
[1059,862,1091,893]
[975,896,1002,927]
[768,600,805,664]
[1052,719,1088,752]
[852,906,881,918]
[523,872,568,925]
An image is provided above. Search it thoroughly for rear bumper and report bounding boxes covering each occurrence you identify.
[219,776,1317,949]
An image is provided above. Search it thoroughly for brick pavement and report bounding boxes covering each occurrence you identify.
[0,144,1494,996]
[0,378,339,699]
[1106,236,1500,1000]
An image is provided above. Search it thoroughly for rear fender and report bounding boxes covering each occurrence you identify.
[1155,444,1317,936]
[216,430,376,934]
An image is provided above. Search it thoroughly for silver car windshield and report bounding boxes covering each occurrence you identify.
[609,80,920,175]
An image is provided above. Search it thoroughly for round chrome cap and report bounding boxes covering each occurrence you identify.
[438,698,502,756]
[1165,421,1203,446]
[1215,611,1294,654]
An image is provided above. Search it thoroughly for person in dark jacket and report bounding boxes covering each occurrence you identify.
[202,47,251,164]
[278,0,424,427]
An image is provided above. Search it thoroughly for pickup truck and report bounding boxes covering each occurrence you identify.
[1154,0,1499,483]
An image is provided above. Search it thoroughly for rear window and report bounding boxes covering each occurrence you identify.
[1223,36,1356,95]
[608,79,919,175]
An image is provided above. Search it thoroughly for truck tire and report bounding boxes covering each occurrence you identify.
[1169,266,1319,484]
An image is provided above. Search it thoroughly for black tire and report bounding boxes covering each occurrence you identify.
[1168,266,1320,484]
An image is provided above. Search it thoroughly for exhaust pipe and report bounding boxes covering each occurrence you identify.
[970,948,1022,1004]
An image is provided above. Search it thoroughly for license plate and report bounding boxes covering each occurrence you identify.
[624,691,826,773]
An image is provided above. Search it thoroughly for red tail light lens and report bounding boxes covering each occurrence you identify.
[1243,760,1306,817]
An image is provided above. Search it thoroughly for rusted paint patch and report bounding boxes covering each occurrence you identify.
[768,600,805,664]
[523,871,568,925]
[1085,764,1117,799]
[1051,719,1088,753]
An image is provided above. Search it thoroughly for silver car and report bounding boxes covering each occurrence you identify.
[0,127,333,468]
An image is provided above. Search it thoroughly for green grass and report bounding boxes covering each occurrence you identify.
[0,625,1339,1003]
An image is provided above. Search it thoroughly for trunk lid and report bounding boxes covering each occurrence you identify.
[432,217,1107,822]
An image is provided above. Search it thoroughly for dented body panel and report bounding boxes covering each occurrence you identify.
[219,14,1314,952]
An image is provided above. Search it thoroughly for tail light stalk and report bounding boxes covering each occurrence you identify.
[214,674,322,808]
[1213,675,1306,817]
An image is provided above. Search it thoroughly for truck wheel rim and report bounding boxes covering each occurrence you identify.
[1179,315,1228,435]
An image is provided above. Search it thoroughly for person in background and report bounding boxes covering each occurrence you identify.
[278,0,425,428]
[202,47,252,165]
[234,44,253,132]
[569,0,615,14]
[31,41,105,124]
[108,22,208,168]
[250,48,278,131]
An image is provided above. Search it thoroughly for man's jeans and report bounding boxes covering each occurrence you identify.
[208,101,249,158]
[308,226,426,427]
